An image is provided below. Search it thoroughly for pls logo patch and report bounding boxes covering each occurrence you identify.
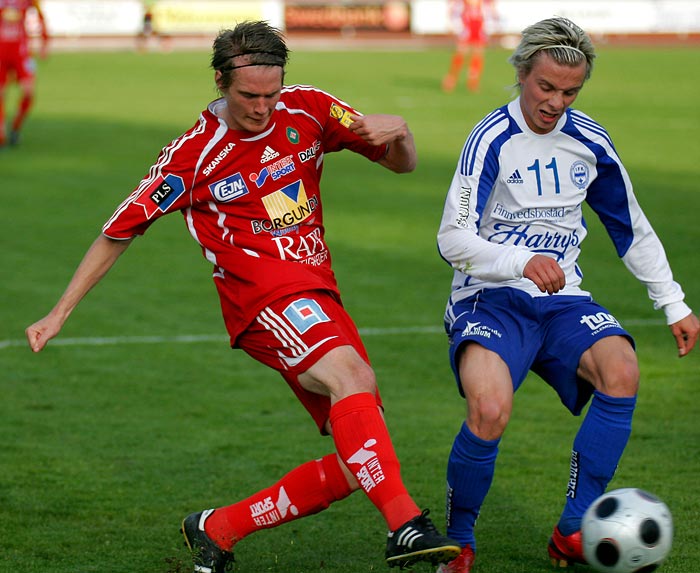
[135,174,186,219]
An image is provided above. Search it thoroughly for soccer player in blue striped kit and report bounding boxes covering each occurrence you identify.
[434,17,699,573]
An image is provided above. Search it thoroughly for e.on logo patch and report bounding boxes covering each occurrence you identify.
[209,173,249,203]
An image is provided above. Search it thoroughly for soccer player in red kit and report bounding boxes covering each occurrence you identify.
[442,0,495,93]
[26,21,460,572]
[0,0,48,147]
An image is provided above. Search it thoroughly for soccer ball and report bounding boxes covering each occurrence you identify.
[582,488,673,573]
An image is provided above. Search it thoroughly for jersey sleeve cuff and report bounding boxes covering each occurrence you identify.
[662,300,693,325]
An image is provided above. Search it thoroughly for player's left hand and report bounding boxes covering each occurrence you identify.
[347,114,410,146]
[669,312,700,357]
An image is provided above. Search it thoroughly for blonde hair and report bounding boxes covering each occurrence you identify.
[508,17,596,82]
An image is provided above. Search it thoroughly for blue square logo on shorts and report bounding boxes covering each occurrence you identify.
[283,298,330,334]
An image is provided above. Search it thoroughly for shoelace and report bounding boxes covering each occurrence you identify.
[415,509,439,534]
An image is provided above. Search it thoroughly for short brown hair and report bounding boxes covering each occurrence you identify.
[211,21,290,90]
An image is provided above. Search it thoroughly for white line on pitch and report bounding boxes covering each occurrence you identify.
[0,319,667,350]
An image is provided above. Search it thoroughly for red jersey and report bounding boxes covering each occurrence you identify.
[451,0,488,45]
[103,85,387,344]
[460,0,484,26]
[0,0,34,49]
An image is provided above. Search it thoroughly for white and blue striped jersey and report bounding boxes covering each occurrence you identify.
[438,98,690,325]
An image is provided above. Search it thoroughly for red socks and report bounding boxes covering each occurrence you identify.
[204,393,420,550]
[205,454,352,551]
[11,94,33,132]
[448,53,465,77]
[467,54,484,91]
[329,392,420,531]
[0,99,5,144]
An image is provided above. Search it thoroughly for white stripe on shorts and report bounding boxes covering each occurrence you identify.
[256,307,309,358]
[256,306,339,368]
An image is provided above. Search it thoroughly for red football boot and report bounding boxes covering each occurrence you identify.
[548,526,586,567]
[437,544,475,573]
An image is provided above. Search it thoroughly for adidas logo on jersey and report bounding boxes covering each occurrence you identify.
[507,169,523,184]
[260,146,280,163]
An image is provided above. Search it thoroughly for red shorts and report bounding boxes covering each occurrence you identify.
[236,290,382,432]
[458,17,486,46]
[0,45,34,85]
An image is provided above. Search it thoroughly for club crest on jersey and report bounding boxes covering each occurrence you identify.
[209,173,249,202]
[134,173,186,219]
[251,180,318,234]
[286,127,300,144]
[570,160,589,189]
[329,103,354,127]
[283,298,330,334]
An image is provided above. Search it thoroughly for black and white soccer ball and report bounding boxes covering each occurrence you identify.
[582,488,673,573]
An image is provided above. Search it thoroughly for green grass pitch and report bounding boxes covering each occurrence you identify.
[1,45,698,572]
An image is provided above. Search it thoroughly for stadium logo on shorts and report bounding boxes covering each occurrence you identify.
[570,161,589,189]
[462,321,502,339]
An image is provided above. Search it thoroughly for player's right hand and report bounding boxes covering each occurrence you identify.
[523,254,566,294]
[670,312,700,358]
[25,315,61,353]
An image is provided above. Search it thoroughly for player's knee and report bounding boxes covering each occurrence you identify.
[344,359,377,394]
[600,358,639,397]
[468,398,510,440]
[326,348,377,396]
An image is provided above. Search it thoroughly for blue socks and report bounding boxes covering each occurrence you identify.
[445,392,636,544]
[558,391,636,535]
[446,422,500,550]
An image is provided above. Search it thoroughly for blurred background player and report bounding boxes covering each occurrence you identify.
[136,0,169,53]
[435,16,699,573]
[0,0,48,147]
[441,0,495,93]
[135,0,154,52]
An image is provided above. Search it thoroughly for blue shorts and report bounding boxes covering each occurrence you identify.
[445,288,635,415]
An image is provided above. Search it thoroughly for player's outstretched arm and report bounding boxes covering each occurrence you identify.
[669,312,700,358]
[348,113,417,173]
[26,234,133,352]
[33,0,50,58]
